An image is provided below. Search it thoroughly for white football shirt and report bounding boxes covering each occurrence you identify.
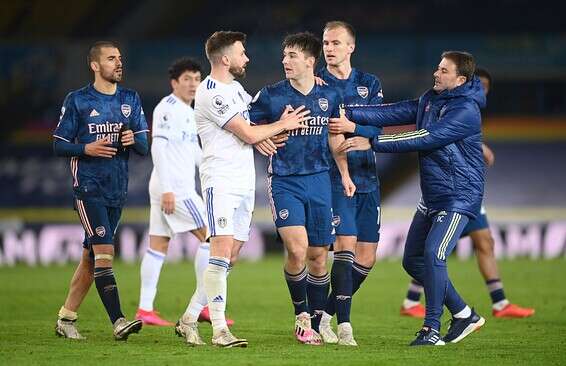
[194,76,255,191]
[149,93,202,199]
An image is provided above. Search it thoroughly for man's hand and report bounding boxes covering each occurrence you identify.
[342,176,356,197]
[314,76,327,86]
[161,192,175,215]
[121,129,135,146]
[271,132,289,147]
[254,138,278,156]
[338,136,371,153]
[280,105,311,131]
[329,108,356,134]
[84,136,117,158]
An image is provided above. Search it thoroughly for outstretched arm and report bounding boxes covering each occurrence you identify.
[345,99,419,127]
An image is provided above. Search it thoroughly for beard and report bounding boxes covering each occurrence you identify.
[229,64,246,79]
[101,68,122,83]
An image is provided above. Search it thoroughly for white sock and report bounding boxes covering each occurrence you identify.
[403,299,420,309]
[453,305,472,319]
[492,299,510,311]
[195,242,210,283]
[203,256,230,332]
[320,311,333,325]
[183,243,210,322]
[139,248,166,311]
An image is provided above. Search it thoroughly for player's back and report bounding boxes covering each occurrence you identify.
[194,76,255,191]
[319,68,383,193]
[53,84,148,206]
[249,80,341,177]
[149,94,200,198]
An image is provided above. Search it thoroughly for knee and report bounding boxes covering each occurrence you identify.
[355,247,377,268]
[286,244,307,267]
[230,252,239,266]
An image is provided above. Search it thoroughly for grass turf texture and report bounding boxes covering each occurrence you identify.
[1,257,564,365]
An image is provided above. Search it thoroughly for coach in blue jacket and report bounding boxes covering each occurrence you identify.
[333,51,486,346]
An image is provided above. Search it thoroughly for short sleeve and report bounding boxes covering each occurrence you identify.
[53,93,79,142]
[203,88,244,128]
[248,87,273,125]
[132,92,149,135]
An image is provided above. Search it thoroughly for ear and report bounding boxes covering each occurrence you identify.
[348,42,355,54]
[306,55,315,69]
[221,54,230,67]
[170,78,177,90]
[90,61,99,73]
[456,75,467,86]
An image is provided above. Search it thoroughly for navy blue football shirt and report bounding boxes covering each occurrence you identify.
[53,84,149,206]
[318,67,383,193]
[249,80,341,176]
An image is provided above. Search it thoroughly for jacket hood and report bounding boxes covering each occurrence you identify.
[436,75,486,109]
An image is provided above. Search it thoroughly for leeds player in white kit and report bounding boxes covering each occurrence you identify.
[192,31,310,348]
[136,59,211,333]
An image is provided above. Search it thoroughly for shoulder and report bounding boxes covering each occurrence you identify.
[154,95,175,112]
[356,70,381,87]
[266,80,287,93]
[320,84,341,100]
[118,86,141,100]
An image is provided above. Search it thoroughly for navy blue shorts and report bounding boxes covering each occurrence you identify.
[74,198,122,249]
[332,190,381,243]
[268,172,334,246]
[461,206,489,237]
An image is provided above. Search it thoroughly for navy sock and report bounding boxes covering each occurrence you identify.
[307,272,330,332]
[351,261,372,294]
[486,278,506,303]
[94,267,124,324]
[325,261,372,317]
[332,251,354,324]
[407,279,424,302]
[284,267,309,315]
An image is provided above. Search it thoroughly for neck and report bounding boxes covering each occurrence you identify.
[327,62,352,80]
[172,91,193,106]
[210,65,234,84]
[289,74,315,95]
[93,77,117,95]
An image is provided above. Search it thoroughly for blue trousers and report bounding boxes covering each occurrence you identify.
[402,210,469,331]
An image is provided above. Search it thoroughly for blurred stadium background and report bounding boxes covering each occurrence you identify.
[1,0,566,266]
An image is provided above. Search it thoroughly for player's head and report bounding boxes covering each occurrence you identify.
[475,68,492,95]
[88,41,122,83]
[433,51,475,92]
[169,57,202,103]
[282,32,322,80]
[322,21,356,67]
[205,31,249,78]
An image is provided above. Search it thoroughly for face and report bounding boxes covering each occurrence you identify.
[322,27,355,67]
[479,76,490,95]
[433,57,466,92]
[282,46,313,80]
[92,47,122,83]
[172,70,202,103]
[226,41,249,78]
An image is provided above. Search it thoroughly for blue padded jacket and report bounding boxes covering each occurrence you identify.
[346,76,486,218]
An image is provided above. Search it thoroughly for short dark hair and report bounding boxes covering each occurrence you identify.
[282,32,322,64]
[205,31,247,63]
[168,57,202,80]
[441,51,475,82]
[87,41,119,66]
[323,20,356,42]
[475,67,492,86]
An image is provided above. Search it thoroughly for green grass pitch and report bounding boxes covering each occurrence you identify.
[1,257,564,365]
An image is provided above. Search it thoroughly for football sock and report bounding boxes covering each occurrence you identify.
[325,261,372,316]
[405,279,424,304]
[94,267,124,324]
[284,267,309,315]
[58,306,78,321]
[331,251,354,324]
[203,256,229,332]
[486,278,509,310]
[307,271,330,332]
[183,243,211,323]
[138,248,166,311]
[453,305,472,319]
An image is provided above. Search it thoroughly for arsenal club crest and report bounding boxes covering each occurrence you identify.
[318,98,329,112]
[279,209,289,220]
[357,86,369,98]
[121,104,132,118]
[95,226,106,237]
